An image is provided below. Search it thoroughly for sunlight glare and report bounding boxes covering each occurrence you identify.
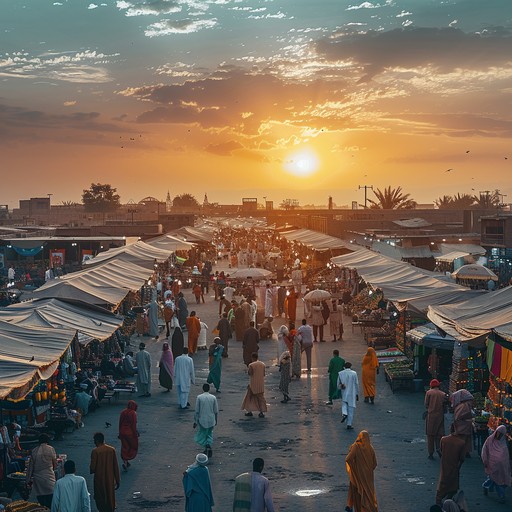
[283,149,319,177]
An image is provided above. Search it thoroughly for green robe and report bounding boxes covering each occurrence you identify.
[328,355,345,400]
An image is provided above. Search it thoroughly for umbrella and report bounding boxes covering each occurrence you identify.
[451,264,498,281]
[228,268,273,279]
[303,289,331,301]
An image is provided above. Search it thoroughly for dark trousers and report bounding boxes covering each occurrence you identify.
[37,495,53,508]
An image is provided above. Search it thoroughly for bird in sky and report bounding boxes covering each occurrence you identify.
[445,168,453,172]
[466,150,470,153]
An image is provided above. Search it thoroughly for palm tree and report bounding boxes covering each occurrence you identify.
[472,190,500,209]
[367,186,417,209]
[451,193,475,209]
[434,195,453,209]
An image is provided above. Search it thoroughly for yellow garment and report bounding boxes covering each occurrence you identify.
[362,347,379,398]
[501,347,512,383]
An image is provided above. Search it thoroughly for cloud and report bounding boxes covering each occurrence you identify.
[0,104,133,146]
[63,101,77,106]
[316,27,512,80]
[346,1,390,11]
[205,140,243,155]
[116,0,181,17]
[119,67,348,133]
[0,50,116,83]
[145,18,216,36]
[88,3,99,9]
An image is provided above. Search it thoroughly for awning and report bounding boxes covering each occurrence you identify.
[0,298,123,341]
[435,251,470,263]
[406,323,455,350]
[427,286,512,342]
[0,321,76,400]
[83,240,171,268]
[33,280,129,308]
[280,228,347,251]
[438,243,486,256]
[59,259,151,291]
[146,234,195,252]
[168,226,213,243]
[331,247,475,313]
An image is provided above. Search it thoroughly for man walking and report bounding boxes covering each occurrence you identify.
[326,349,345,406]
[194,383,219,458]
[90,432,120,512]
[233,457,275,512]
[183,453,214,512]
[185,311,201,354]
[135,342,151,398]
[51,460,90,512]
[216,312,231,358]
[436,424,466,505]
[337,362,359,430]
[242,321,259,366]
[174,347,196,409]
[425,379,447,459]
[297,319,313,373]
[241,353,267,418]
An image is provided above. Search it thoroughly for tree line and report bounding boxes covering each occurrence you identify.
[77,183,505,212]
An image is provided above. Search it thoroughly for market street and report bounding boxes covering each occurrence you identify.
[45,279,493,512]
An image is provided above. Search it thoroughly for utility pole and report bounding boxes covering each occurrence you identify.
[358,185,373,209]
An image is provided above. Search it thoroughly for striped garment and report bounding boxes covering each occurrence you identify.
[233,472,251,511]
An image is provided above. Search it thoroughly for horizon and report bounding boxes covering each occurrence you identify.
[1,0,511,208]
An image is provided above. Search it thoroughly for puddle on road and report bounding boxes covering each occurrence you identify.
[397,471,426,485]
[293,488,329,497]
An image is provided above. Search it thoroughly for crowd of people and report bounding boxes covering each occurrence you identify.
[14,225,512,512]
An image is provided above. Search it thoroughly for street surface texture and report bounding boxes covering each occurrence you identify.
[51,279,493,511]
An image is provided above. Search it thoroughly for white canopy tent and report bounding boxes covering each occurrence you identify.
[146,234,195,252]
[331,247,476,313]
[58,259,152,290]
[0,321,76,400]
[0,298,123,341]
[83,240,172,268]
[427,286,512,342]
[280,228,347,251]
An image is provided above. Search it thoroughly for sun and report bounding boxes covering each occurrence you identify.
[283,149,320,177]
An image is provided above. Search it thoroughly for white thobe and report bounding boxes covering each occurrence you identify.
[224,286,235,302]
[51,473,91,512]
[337,368,359,407]
[194,392,218,429]
[136,349,152,394]
[265,289,274,318]
[175,354,196,408]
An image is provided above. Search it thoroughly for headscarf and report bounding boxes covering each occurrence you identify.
[127,400,138,411]
[279,350,291,365]
[160,342,174,380]
[187,453,209,471]
[450,389,473,408]
[362,347,378,368]
[430,379,440,388]
[278,325,289,337]
[441,499,460,512]
[481,424,511,486]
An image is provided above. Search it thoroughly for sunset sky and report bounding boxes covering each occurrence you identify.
[1,0,511,208]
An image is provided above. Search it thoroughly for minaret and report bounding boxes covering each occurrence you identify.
[203,193,209,207]
[166,190,172,212]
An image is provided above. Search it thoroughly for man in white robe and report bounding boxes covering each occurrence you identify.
[145,290,159,339]
[174,347,196,409]
[224,284,235,302]
[264,284,274,318]
[337,362,359,430]
[136,342,152,397]
[51,460,90,512]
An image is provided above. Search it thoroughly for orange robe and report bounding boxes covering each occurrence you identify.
[186,316,201,354]
[90,443,120,512]
[346,431,378,512]
[361,347,379,398]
